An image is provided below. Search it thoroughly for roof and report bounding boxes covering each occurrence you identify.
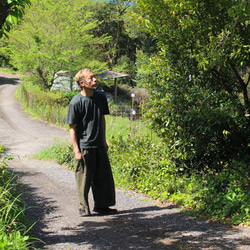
[97,70,131,80]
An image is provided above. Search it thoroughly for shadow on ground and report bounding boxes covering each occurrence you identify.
[0,74,21,86]
[10,169,249,250]
[50,211,248,249]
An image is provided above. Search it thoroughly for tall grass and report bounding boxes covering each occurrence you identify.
[15,82,69,128]
[0,145,36,249]
[31,138,75,170]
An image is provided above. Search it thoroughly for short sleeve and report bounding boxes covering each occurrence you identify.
[66,102,79,124]
[102,95,110,115]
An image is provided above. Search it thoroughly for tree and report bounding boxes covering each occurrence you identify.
[4,0,109,89]
[136,0,250,171]
[89,2,157,80]
[89,2,136,70]
[0,0,31,38]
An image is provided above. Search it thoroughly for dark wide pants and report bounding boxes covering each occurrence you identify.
[74,146,116,214]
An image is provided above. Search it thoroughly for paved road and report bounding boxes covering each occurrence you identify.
[0,72,249,250]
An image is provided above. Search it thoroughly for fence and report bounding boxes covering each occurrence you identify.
[20,85,145,132]
[20,85,68,126]
[109,104,142,120]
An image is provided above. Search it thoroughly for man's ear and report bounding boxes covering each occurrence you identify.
[79,79,86,88]
[80,79,86,84]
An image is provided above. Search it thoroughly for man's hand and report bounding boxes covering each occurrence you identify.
[69,124,82,159]
[74,151,82,159]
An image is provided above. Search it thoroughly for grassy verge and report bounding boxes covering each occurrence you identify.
[0,67,21,75]
[0,145,38,249]
[15,82,69,128]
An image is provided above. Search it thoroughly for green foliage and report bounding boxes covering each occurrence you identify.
[0,145,34,249]
[113,55,136,85]
[90,2,136,70]
[0,0,31,38]
[109,135,196,202]
[135,0,250,172]
[4,0,109,89]
[16,82,70,127]
[197,159,250,225]
[143,73,250,172]
[133,52,156,87]
[86,1,157,81]
[1,0,158,87]
[0,231,29,250]
[108,136,249,225]
[31,139,75,170]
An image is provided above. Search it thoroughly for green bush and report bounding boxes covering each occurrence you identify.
[143,76,250,174]
[0,231,30,250]
[108,136,249,225]
[137,0,250,175]
[108,135,200,204]
[16,82,70,127]
[197,159,250,225]
[0,145,35,249]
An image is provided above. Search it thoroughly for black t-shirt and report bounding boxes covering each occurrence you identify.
[66,91,109,149]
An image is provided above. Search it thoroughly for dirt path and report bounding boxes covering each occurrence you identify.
[0,72,249,250]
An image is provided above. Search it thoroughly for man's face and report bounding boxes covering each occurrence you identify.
[81,71,97,89]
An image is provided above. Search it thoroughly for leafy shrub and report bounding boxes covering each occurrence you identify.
[16,83,70,126]
[53,140,75,170]
[108,136,249,225]
[137,0,250,175]
[143,74,250,173]
[197,159,250,225]
[0,231,30,250]
[108,135,201,204]
[0,145,35,249]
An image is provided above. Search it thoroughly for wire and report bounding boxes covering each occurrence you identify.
[90,0,137,6]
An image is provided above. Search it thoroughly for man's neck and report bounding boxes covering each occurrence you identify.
[80,88,94,97]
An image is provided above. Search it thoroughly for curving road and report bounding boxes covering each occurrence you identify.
[0,72,249,250]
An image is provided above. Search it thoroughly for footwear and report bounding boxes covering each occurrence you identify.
[93,207,118,215]
[79,209,90,217]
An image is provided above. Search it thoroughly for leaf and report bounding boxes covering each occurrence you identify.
[6,15,19,25]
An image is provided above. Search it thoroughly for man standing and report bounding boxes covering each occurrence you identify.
[66,68,117,216]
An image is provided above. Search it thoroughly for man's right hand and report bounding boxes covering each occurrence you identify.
[69,124,82,160]
[75,151,82,159]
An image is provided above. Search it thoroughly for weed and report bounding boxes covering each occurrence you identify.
[0,145,37,248]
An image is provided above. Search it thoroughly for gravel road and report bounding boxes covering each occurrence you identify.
[0,72,249,250]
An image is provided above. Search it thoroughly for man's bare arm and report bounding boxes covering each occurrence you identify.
[69,124,82,159]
